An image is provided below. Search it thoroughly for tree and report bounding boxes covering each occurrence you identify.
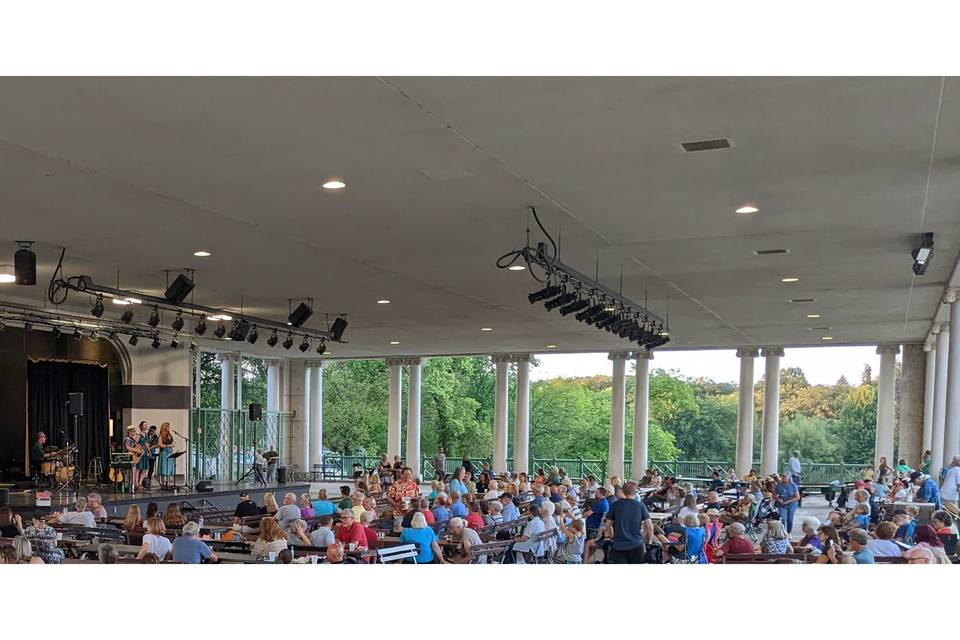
[779,415,840,462]
[831,383,877,464]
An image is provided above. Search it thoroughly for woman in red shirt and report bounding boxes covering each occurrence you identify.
[465,501,485,529]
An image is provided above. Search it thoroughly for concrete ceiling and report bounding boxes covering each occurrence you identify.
[0,77,957,359]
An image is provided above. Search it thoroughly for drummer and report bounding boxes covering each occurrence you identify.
[30,431,49,478]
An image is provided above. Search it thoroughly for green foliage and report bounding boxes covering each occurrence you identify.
[779,415,840,462]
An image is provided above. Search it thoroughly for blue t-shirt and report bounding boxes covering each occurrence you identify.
[501,502,519,522]
[853,549,875,564]
[853,514,870,529]
[311,500,338,516]
[918,478,942,509]
[450,501,468,518]
[399,526,438,563]
[585,497,609,529]
[606,497,650,551]
[432,506,450,523]
[449,479,469,496]
[171,536,213,564]
[774,481,799,504]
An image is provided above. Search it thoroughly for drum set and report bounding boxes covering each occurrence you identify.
[40,444,79,490]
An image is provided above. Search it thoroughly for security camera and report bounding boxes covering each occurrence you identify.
[912,232,934,276]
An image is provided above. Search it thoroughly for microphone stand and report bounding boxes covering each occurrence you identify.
[172,430,194,492]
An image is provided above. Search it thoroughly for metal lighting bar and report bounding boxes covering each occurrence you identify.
[64,276,343,341]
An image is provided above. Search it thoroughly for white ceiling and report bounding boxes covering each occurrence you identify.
[0,77,956,358]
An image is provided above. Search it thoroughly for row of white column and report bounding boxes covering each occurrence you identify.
[385,357,423,479]
[491,355,531,475]
[924,290,960,480]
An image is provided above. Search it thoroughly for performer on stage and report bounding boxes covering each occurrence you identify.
[30,431,48,479]
[124,426,146,490]
[145,425,160,487]
[157,422,176,489]
[136,422,151,488]
[264,446,279,482]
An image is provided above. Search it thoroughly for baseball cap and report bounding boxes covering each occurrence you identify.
[239,491,249,498]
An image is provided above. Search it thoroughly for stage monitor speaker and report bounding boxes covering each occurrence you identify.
[330,316,348,341]
[195,481,215,492]
[249,402,263,421]
[288,302,313,328]
[68,392,84,416]
[164,273,195,305]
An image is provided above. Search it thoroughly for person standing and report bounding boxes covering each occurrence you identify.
[604,482,653,564]
[940,456,960,511]
[156,423,176,489]
[774,473,800,534]
[263,446,279,482]
[433,447,447,481]
[145,425,160,488]
[912,470,942,509]
[788,451,802,485]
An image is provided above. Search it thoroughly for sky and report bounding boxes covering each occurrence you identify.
[530,346,882,386]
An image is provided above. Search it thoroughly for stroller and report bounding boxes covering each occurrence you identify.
[747,498,776,542]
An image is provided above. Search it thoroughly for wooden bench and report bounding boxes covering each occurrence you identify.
[719,552,813,564]
[468,539,514,564]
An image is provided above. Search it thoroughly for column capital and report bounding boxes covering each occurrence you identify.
[736,347,760,358]
[511,353,532,363]
[608,351,632,361]
[633,349,654,361]
[941,322,951,335]
[385,357,406,367]
[876,344,900,356]
[219,352,240,363]
[760,347,784,358]
[943,288,959,304]
[491,354,512,365]
[401,356,423,366]
[303,359,326,369]
[924,342,935,352]
[262,357,285,367]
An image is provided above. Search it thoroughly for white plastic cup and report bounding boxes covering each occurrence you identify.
[348,542,357,551]
[267,551,276,562]
[310,555,319,564]
[56,532,63,542]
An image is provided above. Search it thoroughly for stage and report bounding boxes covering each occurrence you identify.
[0,481,311,517]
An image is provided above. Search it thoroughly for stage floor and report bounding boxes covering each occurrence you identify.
[0,481,310,517]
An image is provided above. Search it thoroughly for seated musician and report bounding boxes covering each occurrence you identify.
[30,431,49,478]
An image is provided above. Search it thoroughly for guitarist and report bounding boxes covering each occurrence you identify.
[124,426,145,491]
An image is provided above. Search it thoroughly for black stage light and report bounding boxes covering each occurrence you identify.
[247,325,259,345]
[171,310,184,331]
[128,334,139,346]
[299,336,310,352]
[73,327,82,340]
[288,302,314,328]
[282,332,294,350]
[647,334,670,350]
[576,304,604,322]
[170,335,180,349]
[164,273,195,305]
[586,311,610,327]
[151,334,161,349]
[544,292,576,311]
[194,318,207,335]
[316,339,327,355]
[23,321,33,332]
[267,329,279,347]
[52,326,61,338]
[14,241,36,286]
[598,316,619,330]
[148,306,160,327]
[330,317,348,341]
[559,299,590,316]
[121,308,135,323]
[91,295,105,318]
[214,322,226,339]
[528,285,563,304]
[228,319,251,342]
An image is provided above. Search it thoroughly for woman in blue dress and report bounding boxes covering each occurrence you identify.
[157,422,176,489]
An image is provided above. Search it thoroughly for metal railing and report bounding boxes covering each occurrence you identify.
[189,408,291,484]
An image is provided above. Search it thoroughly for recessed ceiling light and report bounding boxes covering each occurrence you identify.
[207,314,232,321]
[546,345,557,349]
[781,277,799,283]
[481,327,492,331]
[376,300,391,304]
[193,250,212,257]
[0,265,14,283]
[604,307,616,312]
[736,203,759,214]
[323,180,346,190]
[807,314,821,319]
[389,340,400,345]
[508,265,526,271]
[821,336,833,341]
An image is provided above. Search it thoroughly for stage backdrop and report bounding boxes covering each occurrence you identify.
[27,360,110,479]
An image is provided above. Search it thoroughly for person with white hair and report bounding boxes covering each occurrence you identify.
[447,516,483,563]
[52,496,97,528]
[903,544,935,564]
[760,516,793,554]
[795,517,822,552]
[483,480,502,500]
[714,522,756,557]
[274,492,302,530]
[399,511,445,563]
[512,504,546,563]
[540,500,558,556]
[86,493,107,520]
[171,520,216,564]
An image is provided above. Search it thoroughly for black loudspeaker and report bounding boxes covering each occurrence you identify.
[330,316,348,341]
[249,402,263,421]
[164,273,195,305]
[288,302,313,328]
[15,245,36,286]
[195,481,215,492]
[68,392,84,416]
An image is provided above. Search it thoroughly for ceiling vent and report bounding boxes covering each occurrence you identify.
[754,249,789,256]
[809,326,832,331]
[789,298,816,304]
[681,138,732,152]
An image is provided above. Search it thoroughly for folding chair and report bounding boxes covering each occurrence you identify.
[377,543,419,564]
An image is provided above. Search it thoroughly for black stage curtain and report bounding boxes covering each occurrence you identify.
[27,361,110,478]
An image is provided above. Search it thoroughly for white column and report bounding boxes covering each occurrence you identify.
[386,358,403,459]
[631,350,653,481]
[266,360,281,413]
[220,354,236,411]
[922,343,936,458]
[406,357,423,481]
[308,361,324,470]
[492,355,511,474]
[736,348,759,475]
[874,345,899,470]
[944,292,960,469]
[514,354,531,475]
[760,347,784,476]
[608,351,629,481]
[300,363,310,471]
[931,325,949,481]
